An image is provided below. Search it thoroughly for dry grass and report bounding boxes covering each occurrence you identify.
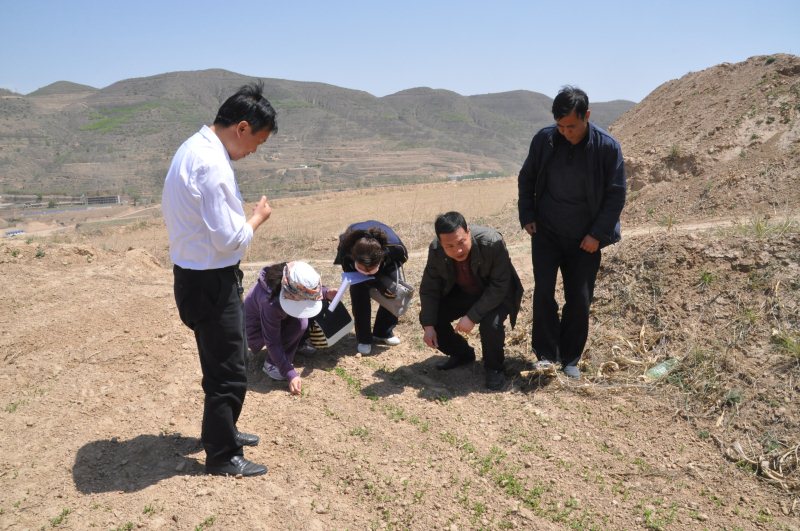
[244,177,520,262]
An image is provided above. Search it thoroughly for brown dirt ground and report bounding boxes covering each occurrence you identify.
[1,177,798,530]
[2,54,799,530]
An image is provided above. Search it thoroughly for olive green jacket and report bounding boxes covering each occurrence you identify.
[419,225,523,328]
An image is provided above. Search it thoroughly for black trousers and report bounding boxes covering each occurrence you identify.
[434,287,509,371]
[173,264,247,463]
[531,226,601,367]
[349,280,398,344]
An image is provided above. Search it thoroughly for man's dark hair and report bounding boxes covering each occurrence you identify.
[434,211,468,237]
[214,81,278,134]
[552,86,589,120]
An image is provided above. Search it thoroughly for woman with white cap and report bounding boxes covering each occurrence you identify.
[244,261,336,395]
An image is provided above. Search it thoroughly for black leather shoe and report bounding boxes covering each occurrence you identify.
[236,431,260,447]
[485,369,506,391]
[436,354,475,370]
[205,455,267,477]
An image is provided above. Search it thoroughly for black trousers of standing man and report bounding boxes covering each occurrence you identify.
[531,225,601,368]
[173,264,247,463]
[434,287,509,371]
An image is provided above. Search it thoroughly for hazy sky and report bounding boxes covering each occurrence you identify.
[1,0,798,102]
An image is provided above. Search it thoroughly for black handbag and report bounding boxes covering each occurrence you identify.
[369,266,414,317]
[308,300,354,348]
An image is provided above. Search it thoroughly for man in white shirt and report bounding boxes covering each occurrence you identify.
[162,82,276,477]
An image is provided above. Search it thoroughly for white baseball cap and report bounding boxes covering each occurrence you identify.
[278,261,323,318]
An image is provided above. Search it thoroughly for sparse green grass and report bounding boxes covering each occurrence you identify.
[700,487,725,507]
[631,457,657,475]
[667,144,681,161]
[439,111,471,123]
[143,504,156,515]
[350,426,369,439]
[80,102,161,132]
[49,508,71,527]
[723,388,743,407]
[641,499,677,530]
[665,347,724,400]
[384,403,406,422]
[408,415,430,432]
[5,400,25,413]
[658,214,677,231]
[333,367,361,392]
[697,270,714,290]
[111,523,134,531]
[759,431,782,453]
[195,516,216,530]
[771,329,800,359]
[730,216,798,239]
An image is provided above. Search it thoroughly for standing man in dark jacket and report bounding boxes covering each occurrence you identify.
[419,211,523,390]
[518,86,626,379]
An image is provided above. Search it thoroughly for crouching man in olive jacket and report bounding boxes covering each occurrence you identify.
[419,211,523,390]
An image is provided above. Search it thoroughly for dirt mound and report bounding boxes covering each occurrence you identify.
[613,54,800,223]
[587,225,799,487]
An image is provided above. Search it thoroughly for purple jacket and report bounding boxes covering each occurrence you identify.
[244,267,328,381]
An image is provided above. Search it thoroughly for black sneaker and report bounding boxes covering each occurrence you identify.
[485,369,506,391]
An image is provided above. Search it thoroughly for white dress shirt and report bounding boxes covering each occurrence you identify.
[162,126,254,269]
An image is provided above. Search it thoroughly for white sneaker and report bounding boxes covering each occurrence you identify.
[562,365,581,380]
[374,335,401,346]
[533,360,555,371]
[357,343,372,355]
[262,363,286,381]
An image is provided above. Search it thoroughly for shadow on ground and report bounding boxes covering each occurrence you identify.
[73,434,202,493]
[245,339,560,397]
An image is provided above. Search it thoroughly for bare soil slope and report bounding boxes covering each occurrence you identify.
[1,177,798,530]
[614,54,800,224]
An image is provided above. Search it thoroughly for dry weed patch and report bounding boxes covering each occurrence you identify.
[584,223,800,493]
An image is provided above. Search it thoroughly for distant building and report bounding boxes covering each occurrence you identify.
[86,195,121,205]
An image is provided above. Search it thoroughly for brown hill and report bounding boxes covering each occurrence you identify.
[0,69,633,199]
[28,81,98,96]
[614,54,800,224]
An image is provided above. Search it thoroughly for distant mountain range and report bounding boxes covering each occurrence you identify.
[0,70,634,199]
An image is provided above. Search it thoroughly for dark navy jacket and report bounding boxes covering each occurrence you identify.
[517,122,626,247]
